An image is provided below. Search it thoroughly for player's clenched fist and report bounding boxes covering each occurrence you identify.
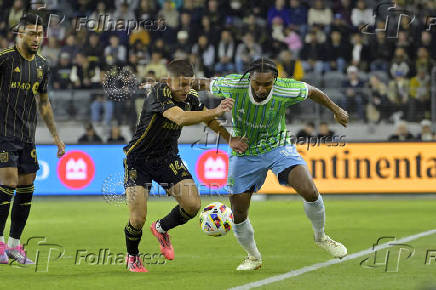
[220,98,234,111]
[333,108,349,127]
[54,137,66,158]
[230,135,249,154]
[214,98,234,116]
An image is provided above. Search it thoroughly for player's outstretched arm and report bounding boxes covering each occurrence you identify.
[37,93,66,157]
[201,108,249,154]
[307,84,349,127]
[163,98,234,126]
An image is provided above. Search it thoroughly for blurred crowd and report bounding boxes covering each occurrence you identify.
[297,121,337,139]
[388,119,436,141]
[77,122,126,144]
[0,0,435,139]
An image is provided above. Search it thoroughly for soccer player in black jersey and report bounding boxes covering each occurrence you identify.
[123,60,248,272]
[0,14,65,265]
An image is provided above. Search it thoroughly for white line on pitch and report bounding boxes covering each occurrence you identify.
[229,229,436,290]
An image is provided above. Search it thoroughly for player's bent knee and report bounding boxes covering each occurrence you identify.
[301,185,319,202]
[183,201,201,217]
[126,186,147,204]
[130,214,146,229]
[192,202,201,215]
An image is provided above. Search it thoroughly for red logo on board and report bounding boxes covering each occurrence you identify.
[57,151,95,189]
[196,149,229,189]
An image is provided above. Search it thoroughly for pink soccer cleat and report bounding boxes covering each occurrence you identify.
[126,254,148,272]
[0,242,9,264]
[150,221,174,260]
[5,245,35,264]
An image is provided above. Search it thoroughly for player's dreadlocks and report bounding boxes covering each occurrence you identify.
[240,57,279,81]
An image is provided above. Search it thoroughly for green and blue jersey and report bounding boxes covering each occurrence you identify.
[210,74,308,156]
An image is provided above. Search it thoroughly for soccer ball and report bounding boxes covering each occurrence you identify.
[199,202,233,237]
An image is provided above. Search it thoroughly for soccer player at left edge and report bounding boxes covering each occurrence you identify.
[0,13,66,265]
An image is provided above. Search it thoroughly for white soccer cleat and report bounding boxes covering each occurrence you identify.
[236,256,262,271]
[315,235,347,259]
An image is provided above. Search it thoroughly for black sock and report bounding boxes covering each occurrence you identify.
[124,222,142,256]
[159,205,195,232]
[9,185,34,239]
[0,185,14,236]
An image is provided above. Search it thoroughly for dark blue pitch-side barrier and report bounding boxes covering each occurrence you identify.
[34,144,231,196]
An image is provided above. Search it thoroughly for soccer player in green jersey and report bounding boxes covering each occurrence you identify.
[197,58,349,270]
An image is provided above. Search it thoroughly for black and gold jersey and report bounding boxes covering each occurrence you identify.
[124,82,204,158]
[0,46,49,143]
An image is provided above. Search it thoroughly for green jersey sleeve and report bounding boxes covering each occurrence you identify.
[209,74,248,98]
[274,78,309,106]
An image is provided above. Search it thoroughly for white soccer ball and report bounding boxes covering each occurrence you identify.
[199,202,233,237]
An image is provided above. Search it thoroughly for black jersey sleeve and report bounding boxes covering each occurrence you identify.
[37,60,50,94]
[151,84,177,113]
[0,49,11,77]
[188,89,205,111]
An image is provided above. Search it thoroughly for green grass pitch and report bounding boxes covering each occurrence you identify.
[1,197,435,290]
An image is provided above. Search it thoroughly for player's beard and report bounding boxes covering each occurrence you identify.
[252,88,269,102]
[24,41,38,55]
[254,94,267,102]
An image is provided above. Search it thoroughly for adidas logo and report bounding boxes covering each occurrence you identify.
[14,66,20,72]
[238,109,245,114]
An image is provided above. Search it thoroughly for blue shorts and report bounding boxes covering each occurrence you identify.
[227,145,306,194]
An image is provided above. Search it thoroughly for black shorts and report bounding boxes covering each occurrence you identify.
[123,154,193,191]
[0,137,39,174]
